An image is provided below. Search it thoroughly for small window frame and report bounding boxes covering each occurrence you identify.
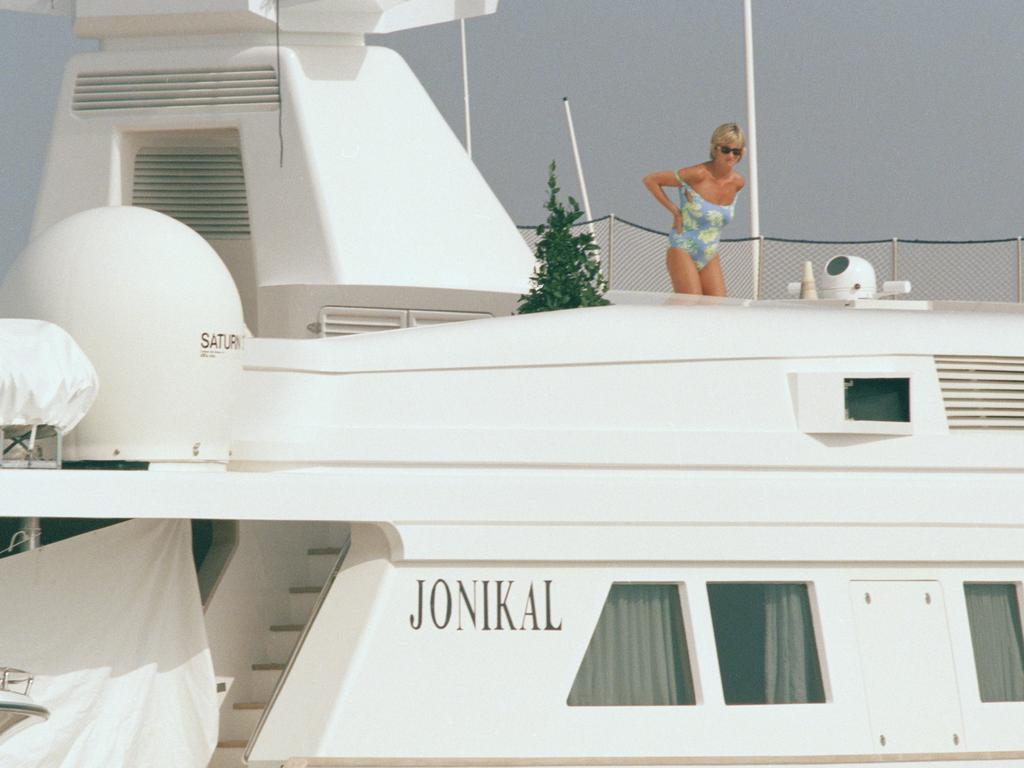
[567,581,700,707]
[963,580,1024,703]
[706,580,830,706]
[794,372,914,435]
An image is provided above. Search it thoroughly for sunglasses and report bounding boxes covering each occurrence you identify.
[719,145,743,156]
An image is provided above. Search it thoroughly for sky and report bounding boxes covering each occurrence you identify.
[2,0,1023,275]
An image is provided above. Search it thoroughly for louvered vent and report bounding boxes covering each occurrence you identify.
[73,67,278,113]
[318,307,406,337]
[409,309,491,327]
[132,147,250,238]
[935,355,1024,430]
[315,307,491,337]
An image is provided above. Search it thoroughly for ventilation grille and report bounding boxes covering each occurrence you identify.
[935,355,1024,430]
[73,67,279,113]
[409,310,492,328]
[318,307,406,337]
[315,307,491,337]
[132,147,250,238]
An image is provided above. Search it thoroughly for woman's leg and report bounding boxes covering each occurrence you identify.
[666,247,702,294]
[699,256,726,297]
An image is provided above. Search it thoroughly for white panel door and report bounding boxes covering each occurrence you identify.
[850,580,964,754]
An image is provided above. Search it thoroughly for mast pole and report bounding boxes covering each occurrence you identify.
[742,0,760,236]
[745,0,761,299]
[563,97,594,231]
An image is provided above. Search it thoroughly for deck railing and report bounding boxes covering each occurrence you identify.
[518,216,1024,303]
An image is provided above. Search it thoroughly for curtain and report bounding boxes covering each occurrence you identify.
[568,584,694,706]
[708,583,825,705]
[763,584,825,704]
[965,583,1024,702]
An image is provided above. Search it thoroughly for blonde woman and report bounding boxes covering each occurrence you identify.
[643,123,746,296]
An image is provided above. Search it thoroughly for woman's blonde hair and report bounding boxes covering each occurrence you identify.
[709,123,745,160]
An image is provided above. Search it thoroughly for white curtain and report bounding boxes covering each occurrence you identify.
[0,518,218,767]
[965,583,1024,702]
[763,584,825,704]
[568,584,694,706]
[709,583,824,705]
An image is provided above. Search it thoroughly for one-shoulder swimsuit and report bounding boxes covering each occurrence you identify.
[667,171,738,270]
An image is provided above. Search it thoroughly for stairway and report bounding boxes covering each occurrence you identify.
[208,541,346,768]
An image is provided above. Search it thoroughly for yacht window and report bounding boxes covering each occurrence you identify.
[844,377,910,422]
[567,583,695,706]
[964,583,1024,702]
[707,583,826,705]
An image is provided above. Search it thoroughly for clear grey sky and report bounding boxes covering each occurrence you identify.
[2,1,1022,276]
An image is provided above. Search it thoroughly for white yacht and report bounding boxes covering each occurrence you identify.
[2,3,1024,768]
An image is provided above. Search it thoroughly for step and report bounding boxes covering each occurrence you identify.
[225,702,264,735]
[218,694,264,740]
[268,623,302,660]
[216,740,247,749]
[307,547,342,556]
[250,663,284,701]
[233,701,267,710]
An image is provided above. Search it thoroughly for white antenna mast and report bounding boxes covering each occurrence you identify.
[742,0,762,288]
[460,18,472,158]
[562,97,594,234]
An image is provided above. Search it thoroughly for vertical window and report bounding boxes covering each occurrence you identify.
[964,583,1024,702]
[568,584,695,706]
[707,583,826,704]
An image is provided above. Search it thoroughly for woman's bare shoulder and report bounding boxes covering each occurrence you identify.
[677,163,709,184]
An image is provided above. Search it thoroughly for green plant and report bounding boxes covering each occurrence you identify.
[517,162,610,314]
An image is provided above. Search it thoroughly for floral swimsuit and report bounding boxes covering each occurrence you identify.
[667,171,738,270]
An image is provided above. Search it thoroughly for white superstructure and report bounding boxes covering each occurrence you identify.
[1,4,1024,768]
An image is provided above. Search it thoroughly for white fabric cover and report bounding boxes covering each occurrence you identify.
[0,519,218,767]
[0,319,98,433]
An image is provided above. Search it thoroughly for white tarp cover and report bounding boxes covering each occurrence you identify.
[0,519,218,767]
[0,319,98,433]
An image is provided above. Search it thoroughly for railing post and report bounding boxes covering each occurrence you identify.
[606,213,615,289]
[1017,236,1022,304]
[18,517,40,552]
[891,237,899,281]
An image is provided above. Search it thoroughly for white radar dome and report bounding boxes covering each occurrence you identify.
[818,255,878,299]
[0,207,244,464]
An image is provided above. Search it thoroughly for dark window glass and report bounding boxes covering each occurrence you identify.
[844,377,910,422]
[568,584,695,706]
[708,583,826,705]
[965,583,1024,702]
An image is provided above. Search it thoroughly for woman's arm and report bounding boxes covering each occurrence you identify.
[643,169,688,232]
[643,171,681,214]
